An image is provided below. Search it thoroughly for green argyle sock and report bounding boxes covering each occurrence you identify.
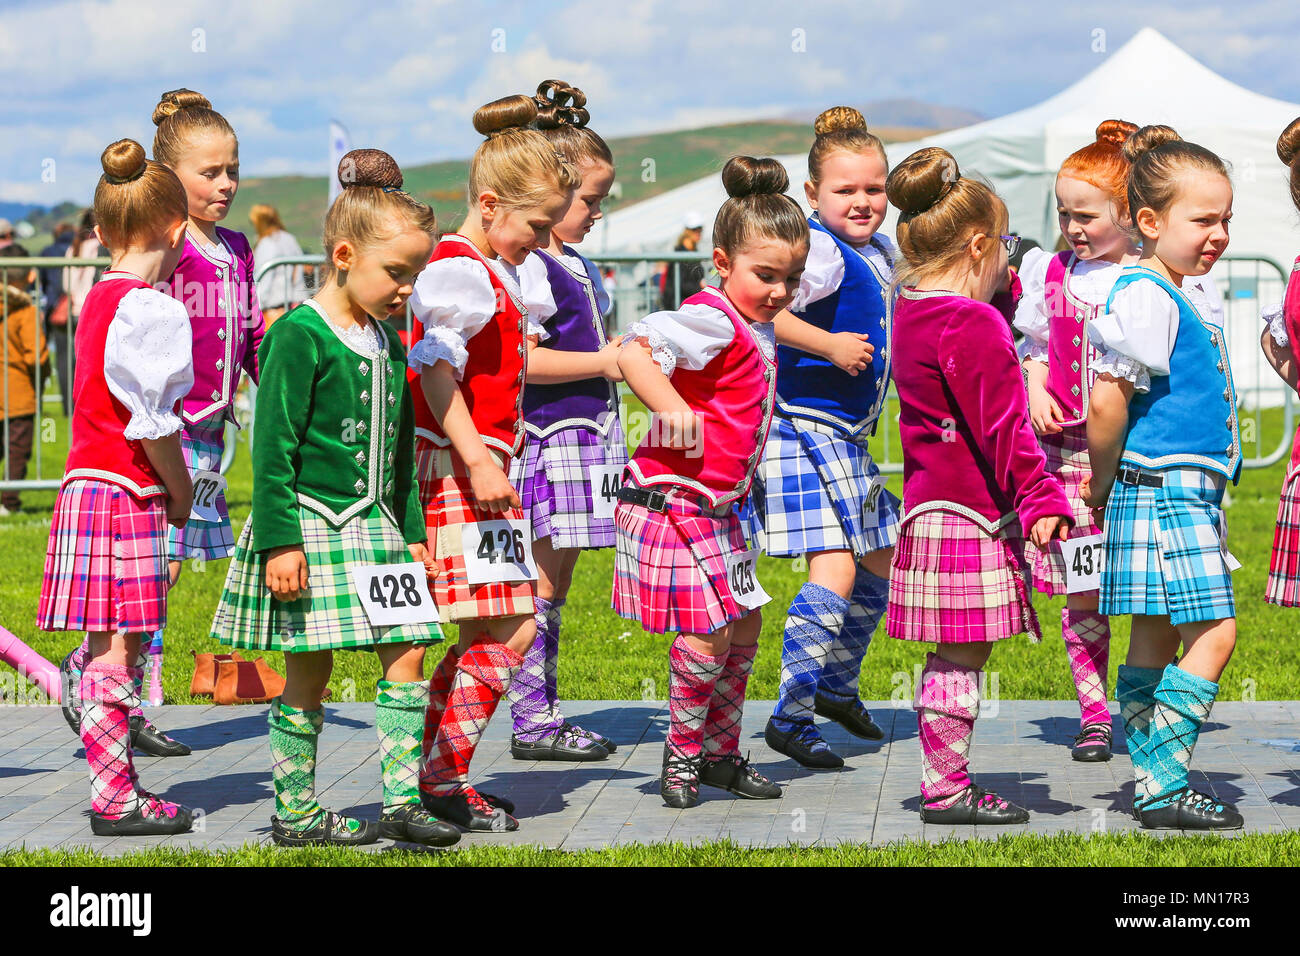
[376,679,429,811]
[268,697,327,832]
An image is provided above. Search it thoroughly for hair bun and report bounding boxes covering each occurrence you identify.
[1122,124,1181,164]
[101,139,148,184]
[721,156,790,199]
[152,88,213,126]
[886,146,959,217]
[533,79,591,130]
[337,148,404,191]
[814,106,868,137]
[473,95,540,137]
[1278,116,1300,166]
[1096,119,1138,148]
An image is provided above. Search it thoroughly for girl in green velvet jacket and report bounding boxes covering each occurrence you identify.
[210,149,458,848]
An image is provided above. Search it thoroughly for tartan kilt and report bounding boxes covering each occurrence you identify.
[1266,469,1300,606]
[1099,467,1234,626]
[37,479,169,634]
[211,504,443,652]
[612,491,762,635]
[1030,424,1103,596]
[509,421,628,550]
[167,417,235,561]
[418,442,536,624]
[743,414,900,558]
[886,507,1040,644]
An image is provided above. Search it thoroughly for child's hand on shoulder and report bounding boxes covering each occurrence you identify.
[407,541,438,582]
[601,335,627,382]
[468,459,521,514]
[1029,514,1071,550]
[166,474,194,529]
[827,331,874,376]
[266,546,309,602]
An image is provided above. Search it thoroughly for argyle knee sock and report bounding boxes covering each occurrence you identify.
[914,652,981,809]
[376,680,429,812]
[1117,665,1164,808]
[770,582,849,735]
[421,646,460,764]
[420,641,523,797]
[66,637,90,717]
[507,598,563,742]
[268,697,326,831]
[130,642,151,719]
[80,663,141,819]
[818,567,888,703]
[542,598,567,726]
[1063,609,1110,729]
[702,642,757,761]
[1143,665,1219,811]
[666,635,727,761]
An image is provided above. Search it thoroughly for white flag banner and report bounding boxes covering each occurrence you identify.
[328,120,351,206]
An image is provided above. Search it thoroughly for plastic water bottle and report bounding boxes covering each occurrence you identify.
[145,630,164,707]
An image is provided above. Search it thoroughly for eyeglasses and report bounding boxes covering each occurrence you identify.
[1000,234,1021,256]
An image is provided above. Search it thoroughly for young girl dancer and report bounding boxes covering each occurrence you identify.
[210,149,454,847]
[886,147,1072,824]
[1082,126,1243,830]
[505,80,627,762]
[750,107,898,769]
[1262,118,1300,608]
[37,140,195,835]
[1014,120,1140,762]
[614,157,807,808]
[60,90,262,758]
[410,95,579,831]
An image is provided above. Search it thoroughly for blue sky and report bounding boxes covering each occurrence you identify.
[4,0,1299,205]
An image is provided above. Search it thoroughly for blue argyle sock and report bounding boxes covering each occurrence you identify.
[1142,664,1218,811]
[770,582,849,736]
[818,565,887,702]
[1117,665,1164,808]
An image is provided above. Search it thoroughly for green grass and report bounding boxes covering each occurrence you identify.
[4,832,1299,866]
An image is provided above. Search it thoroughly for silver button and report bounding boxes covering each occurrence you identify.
[1073,407,1081,417]
[215,359,224,371]
[385,481,393,494]
[1071,361,1080,372]
[1223,390,1231,401]
[1072,335,1081,347]
[515,371,524,385]
[387,394,395,407]
[1071,385,1081,396]
[387,452,394,466]
[356,450,365,464]
[514,421,523,432]
[357,421,367,435]
[354,478,365,493]
[217,328,227,341]
[210,389,220,401]
[879,318,886,330]
[360,390,370,405]
[517,344,525,356]
[387,423,395,437]
[764,368,773,382]
[360,363,369,376]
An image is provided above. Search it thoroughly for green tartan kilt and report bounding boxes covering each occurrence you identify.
[210,503,444,652]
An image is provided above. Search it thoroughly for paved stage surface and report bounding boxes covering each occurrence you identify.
[2,700,1298,855]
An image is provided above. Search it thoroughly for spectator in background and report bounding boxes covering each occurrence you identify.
[60,210,105,419]
[0,218,14,252]
[660,211,707,310]
[249,203,308,325]
[39,223,74,417]
[1,243,48,515]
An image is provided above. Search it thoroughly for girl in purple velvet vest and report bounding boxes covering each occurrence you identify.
[504,81,628,762]
[614,157,808,808]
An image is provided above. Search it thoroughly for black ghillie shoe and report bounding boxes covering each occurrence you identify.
[764,717,843,769]
[920,785,1029,825]
[1136,788,1243,831]
[271,811,379,847]
[91,800,193,837]
[379,803,462,847]
[510,724,608,762]
[813,692,885,740]
[1071,722,1113,763]
[699,753,782,799]
[421,788,519,832]
[661,746,700,809]
[130,715,191,757]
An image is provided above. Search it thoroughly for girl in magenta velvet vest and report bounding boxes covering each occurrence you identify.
[614,157,809,809]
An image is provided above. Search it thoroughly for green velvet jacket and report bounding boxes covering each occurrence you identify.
[251,301,425,552]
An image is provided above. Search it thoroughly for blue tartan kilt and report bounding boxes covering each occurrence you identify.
[741,413,900,558]
[1099,466,1235,626]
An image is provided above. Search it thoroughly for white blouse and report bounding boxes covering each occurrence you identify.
[1013,249,1131,363]
[625,301,775,377]
[101,284,194,440]
[1088,273,1224,393]
[407,254,524,378]
[1262,301,1288,348]
[519,250,611,341]
[789,225,896,314]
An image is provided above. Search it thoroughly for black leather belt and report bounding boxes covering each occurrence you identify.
[1117,466,1164,488]
[617,486,669,512]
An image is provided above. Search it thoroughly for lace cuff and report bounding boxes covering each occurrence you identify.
[123,407,184,441]
[626,320,678,376]
[1092,347,1152,393]
[526,316,552,342]
[1262,302,1289,348]
[408,325,470,378]
[1018,337,1049,363]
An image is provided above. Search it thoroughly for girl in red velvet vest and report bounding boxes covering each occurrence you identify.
[407,94,579,832]
[614,157,809,808]
[36,140,196,837]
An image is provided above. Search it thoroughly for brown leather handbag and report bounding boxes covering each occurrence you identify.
[213,657,286,705]
[190,650,246,697]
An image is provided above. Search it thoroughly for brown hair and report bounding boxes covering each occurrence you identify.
[321,148,437,279]
[468,95,581,210]
[886,146,1006,285]
[92,139,188,251]
[711,156,809,258]
[248,204,284,237]
[1279,116,1300,213]
[807,106,887,187]
[152,89,237,168]
[1123,124,1231,224]
[532,79,614,169]
[1058,119,1139,220]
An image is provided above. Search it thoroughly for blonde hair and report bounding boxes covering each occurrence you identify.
[321,149,437,279]
[1124,125,1231,225]
[248,204,284,237]
[93,139,188,250]
[152,89,237,168]
[807,106,887,186]
[886,146,1006,286]
[468,95,581,210]
[711,156,809,258]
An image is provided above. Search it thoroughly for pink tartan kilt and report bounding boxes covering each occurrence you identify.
[1266,468,1300,606]
[612,492,756,636]
[887,508,1040,644]
[417,442,536,624]
[37,479,169,634]
[1030,424,1102,596]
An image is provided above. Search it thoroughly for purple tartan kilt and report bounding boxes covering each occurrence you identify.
[511,423,629,550]
[1030,424,1102,596]
[887,508,1040,644]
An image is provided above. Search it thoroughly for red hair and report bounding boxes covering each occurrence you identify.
[1058,119,1139,219]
